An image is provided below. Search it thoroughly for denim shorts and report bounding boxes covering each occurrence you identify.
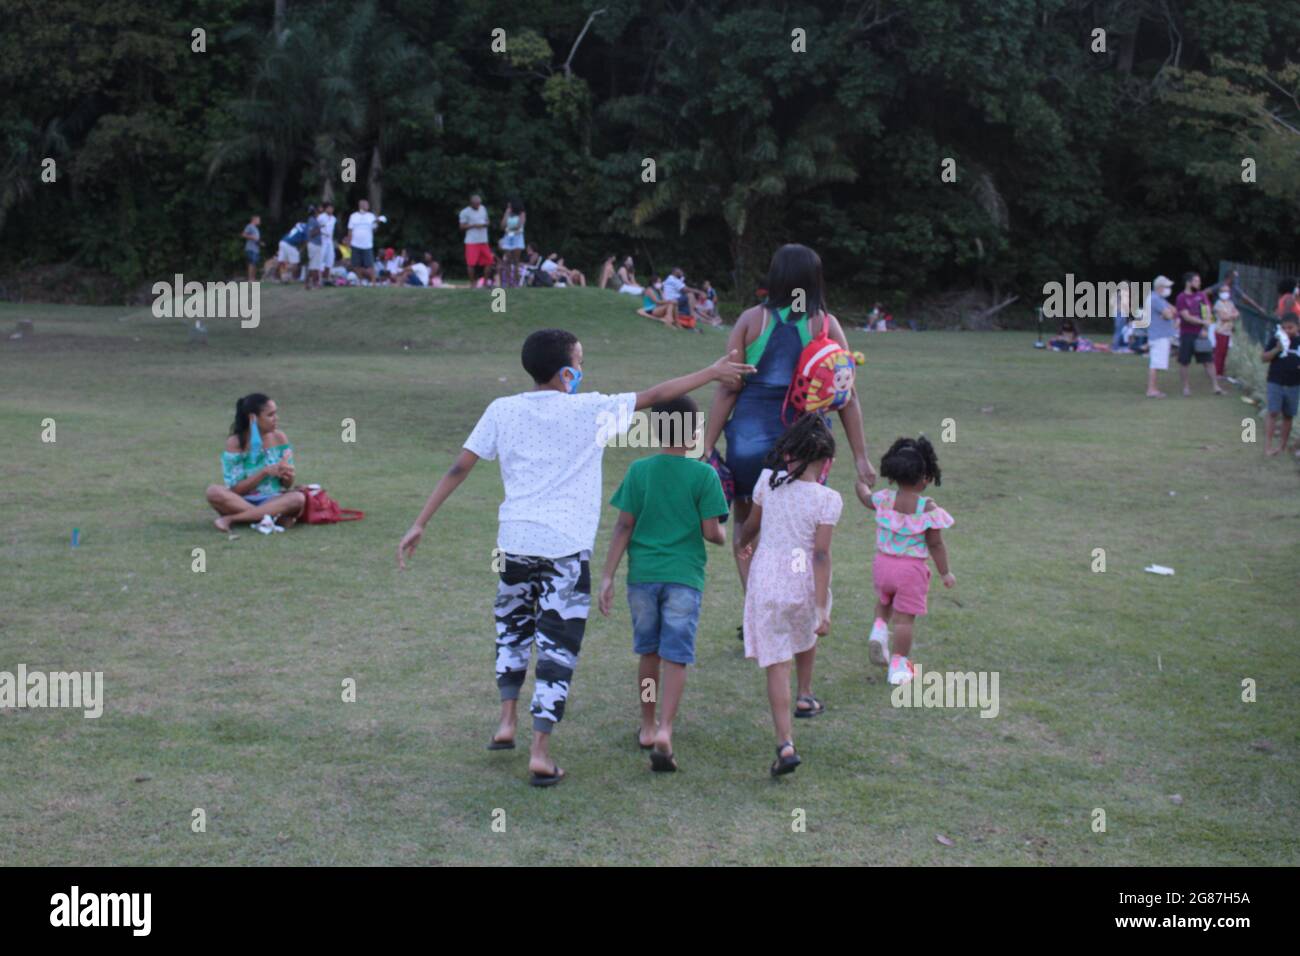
[1267,381,1299,417]
[627,582,702,665]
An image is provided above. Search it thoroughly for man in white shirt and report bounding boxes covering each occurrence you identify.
[459,194,494,286]
[346,199,383,283]
[408,257,430,287]
[397,330,755,787]
[317,202,337,272]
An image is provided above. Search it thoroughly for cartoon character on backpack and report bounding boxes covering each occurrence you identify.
[782,313,865,423]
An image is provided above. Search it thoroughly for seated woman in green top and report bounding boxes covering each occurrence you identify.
[637,277,680,328]
[205,393,305,532]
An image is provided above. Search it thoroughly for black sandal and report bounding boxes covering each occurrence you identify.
[794,694,825,718]
[649,749,678,773]
[487,737,516,751]
[736,624,744,642]
[528,764,566,787]
[770,741,801,777]
[635,728,654,751]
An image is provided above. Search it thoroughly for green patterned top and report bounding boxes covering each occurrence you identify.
[222,442,293,497]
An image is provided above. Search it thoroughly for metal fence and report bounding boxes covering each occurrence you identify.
[1219,259,1292,348]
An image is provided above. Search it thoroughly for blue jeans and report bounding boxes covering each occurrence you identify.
[1112,313,1127,350]
[627,582,702,665]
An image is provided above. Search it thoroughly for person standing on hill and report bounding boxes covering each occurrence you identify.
[459,194,494,287]
[1174,271,1222,396]
[1143,275,1177,398]
[346,199,383,285]
[317,202,337,275]
[241,215,261,282]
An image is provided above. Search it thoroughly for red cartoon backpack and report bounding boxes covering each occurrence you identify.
[782,312,865,424]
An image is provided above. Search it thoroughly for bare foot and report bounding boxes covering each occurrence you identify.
[492,718,516,748]
[1182,388,1192,397]
[214,516,233,533]
[1146,391,1166,398]
[1266,446,1280,457]
[653,726,673,754]
[638,723,657,749]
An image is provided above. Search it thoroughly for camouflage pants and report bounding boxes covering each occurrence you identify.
[494,550,591,732]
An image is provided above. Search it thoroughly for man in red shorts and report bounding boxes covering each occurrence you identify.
[459,194,494,285]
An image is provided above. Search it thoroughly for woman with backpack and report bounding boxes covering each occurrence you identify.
[700,244,878,644]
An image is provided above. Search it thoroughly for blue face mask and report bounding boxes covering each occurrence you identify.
[561,366,583,394]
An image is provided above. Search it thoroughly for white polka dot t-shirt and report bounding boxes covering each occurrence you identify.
[464,390,637,559]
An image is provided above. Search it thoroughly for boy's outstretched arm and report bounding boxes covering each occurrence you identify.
[598,511,636,616]
[397,449,479,568]
[635,350,755,410]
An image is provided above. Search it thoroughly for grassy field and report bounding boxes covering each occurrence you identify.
[1,286,1296,866]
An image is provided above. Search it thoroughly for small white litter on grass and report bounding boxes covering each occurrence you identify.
[1144,565,1175,575]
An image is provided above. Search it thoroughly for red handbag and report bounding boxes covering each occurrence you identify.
[298,486,364,524]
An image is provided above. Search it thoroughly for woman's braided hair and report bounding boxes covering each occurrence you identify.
[879,436,941,486]
[764,413,836,489]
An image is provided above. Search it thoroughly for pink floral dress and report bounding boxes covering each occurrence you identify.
[743,468,843,668]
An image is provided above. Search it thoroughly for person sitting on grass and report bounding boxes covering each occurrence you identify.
[396,330,754,788]
[1049,319,1080,351]
[541,253,586,287]
[205,393,304,533]
[1262,313,1300,457]
[617,256,643,295]
[598,395,729,773]
[598,254,617,289]
[638,278,679,328]
[696,280,723,326]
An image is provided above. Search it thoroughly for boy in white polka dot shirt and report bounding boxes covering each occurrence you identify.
[398,329,753,787]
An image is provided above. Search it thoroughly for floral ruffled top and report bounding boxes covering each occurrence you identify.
[871,488,954,559]
[222,441,293,497]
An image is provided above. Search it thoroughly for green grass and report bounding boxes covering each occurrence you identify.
[1,286,1297,866]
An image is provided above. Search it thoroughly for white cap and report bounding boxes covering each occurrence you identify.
[1154,274,1173,291]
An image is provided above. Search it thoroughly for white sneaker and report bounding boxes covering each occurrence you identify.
[868,620,890,667]
[887,654,915,686]
[254,515,279,535]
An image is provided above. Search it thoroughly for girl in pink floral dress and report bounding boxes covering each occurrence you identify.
[855,436,955,686]
[736,414,842,777]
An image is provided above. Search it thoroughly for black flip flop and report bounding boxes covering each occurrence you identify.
[770,741,801,777]
[487,737,516,751]
[649,749,678,773]
[635,729,654,751]
[736,624,744,642]
[794,695,825,718]
[528,764,566,787]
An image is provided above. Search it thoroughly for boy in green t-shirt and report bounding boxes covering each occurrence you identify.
[599,395,729,773]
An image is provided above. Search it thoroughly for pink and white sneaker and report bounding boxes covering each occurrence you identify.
[868,619,890,667]
[887,654,915,686]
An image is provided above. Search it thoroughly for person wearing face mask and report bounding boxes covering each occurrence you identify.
[1211,284,1240,378]
[396,329,755,788]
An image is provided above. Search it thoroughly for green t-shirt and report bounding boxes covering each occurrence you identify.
[609,454,729,592]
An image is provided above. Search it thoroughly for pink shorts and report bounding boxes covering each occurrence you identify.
[873,552,931,616]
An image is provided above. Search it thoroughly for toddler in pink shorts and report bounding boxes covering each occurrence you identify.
[854,436,954,686]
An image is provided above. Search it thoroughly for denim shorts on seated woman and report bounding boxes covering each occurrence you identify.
[627,582,703,665]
